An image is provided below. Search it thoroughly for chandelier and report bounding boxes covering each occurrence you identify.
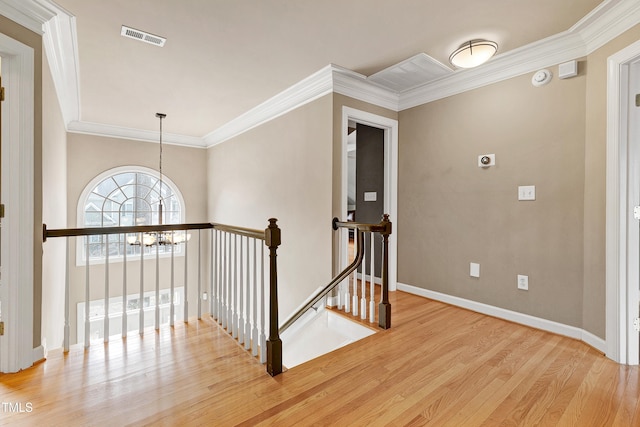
[127,113,190,247]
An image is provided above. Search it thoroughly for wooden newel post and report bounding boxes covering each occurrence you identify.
[265,218,283,376]
[379,214,392,329]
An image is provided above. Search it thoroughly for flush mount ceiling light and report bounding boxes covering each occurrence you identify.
[449,39,498,69]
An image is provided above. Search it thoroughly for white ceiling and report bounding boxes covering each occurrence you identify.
[9,0,630,144]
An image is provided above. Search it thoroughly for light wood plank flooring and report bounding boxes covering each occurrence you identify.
[1,291,639,426]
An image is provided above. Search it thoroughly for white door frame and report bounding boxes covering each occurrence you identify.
[341,106,398,291]
[0,33,35,373]
[606,39,640,365]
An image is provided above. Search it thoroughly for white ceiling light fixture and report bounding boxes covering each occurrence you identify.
[449,39,498,69]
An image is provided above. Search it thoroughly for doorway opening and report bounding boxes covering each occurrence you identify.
[340,107,398,292]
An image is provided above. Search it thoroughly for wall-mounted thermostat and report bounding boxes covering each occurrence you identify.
[478,154,495,168]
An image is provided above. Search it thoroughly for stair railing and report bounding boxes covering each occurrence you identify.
[43,218,283,376]
[279,214,392,335]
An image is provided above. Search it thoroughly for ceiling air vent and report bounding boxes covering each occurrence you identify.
[121,25,166,47]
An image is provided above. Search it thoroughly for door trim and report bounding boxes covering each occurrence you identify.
[0,33,35,373]
[606,39,640,365]
[341,107,398,291]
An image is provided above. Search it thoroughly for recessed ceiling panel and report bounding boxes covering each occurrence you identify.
[368,53,453,93]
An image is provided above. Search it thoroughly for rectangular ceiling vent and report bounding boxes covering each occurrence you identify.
[121,25,166,47]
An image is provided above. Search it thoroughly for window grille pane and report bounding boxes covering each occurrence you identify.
[120,211,135,226]
[86,192,104,209]
[94,178,118,197]
[85,212,102,227]
[136,173,156,188]
[113,172,136,187]
[107,188,127,204]
[121,184,136,199]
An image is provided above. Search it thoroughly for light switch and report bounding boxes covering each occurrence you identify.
[518,185,536,201]
[364,192,377,202]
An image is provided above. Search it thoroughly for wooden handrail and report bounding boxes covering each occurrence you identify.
[279,214,392,334]
[43,222,267,242]
[43,223,215,241]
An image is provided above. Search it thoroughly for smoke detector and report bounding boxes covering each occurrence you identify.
[121,25,166,47]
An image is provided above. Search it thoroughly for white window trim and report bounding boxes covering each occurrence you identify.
[76,165,187,266]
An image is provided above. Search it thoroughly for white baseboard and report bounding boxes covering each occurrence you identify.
[32,345,45,364]
[397,282,607,354]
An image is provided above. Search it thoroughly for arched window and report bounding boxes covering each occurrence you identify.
[78,166,186,262]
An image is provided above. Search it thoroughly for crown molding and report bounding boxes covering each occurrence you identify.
[332,66,400,111]
[400,31,587,110]
[204,65,335,147]
[67,120,206,148]
[40,1,80,125]
[399,0,640,110]
[10,0,640,148]
[204,64,398,147]
[573,0,640,54]
[0,0,56,34]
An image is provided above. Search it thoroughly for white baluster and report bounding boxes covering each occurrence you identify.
[344,230,351,313]
[64,237,70,352]
[198,230,202,320]
[361,233,367,320]
[223,232,228,330]
[232,235,238,338]
[238,236,244,344]
[155,234,160,330]
[244,237,251,350]
[218,230,224,325]
[184,230,189,323]
[104,236,110,341]
[139,233,144,336]
[170,232,175,327]
[85,236,90,348]
[122,234,127,338]
[214,228,218,319]
[352,232,358,317]
[370,233,375,323]
[252,238,259,357]
[259,243,266,364]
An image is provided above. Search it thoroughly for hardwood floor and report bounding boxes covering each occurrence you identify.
[1,291,639,426]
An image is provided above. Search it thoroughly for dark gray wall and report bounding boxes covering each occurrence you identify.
[355,123,384,277]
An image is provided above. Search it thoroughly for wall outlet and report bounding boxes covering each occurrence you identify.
[470,263,480,278]
[202,292,208,301]
[517,275,529,290]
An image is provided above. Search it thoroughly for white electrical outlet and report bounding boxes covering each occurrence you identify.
[517,275,529,290]
[470,263,480,278]
[202,292,208,301]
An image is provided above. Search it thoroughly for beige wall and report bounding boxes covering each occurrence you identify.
[397,25,640,338]
[398,63,587,328]
[42,52,67,350]
[66,133,207,343]
[207,95,334,320]
[0,15,43,348]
